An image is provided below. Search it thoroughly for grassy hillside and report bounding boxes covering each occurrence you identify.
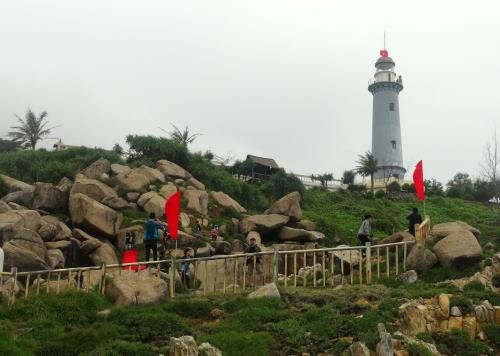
[0,284,497,356]
[303,188,500,248]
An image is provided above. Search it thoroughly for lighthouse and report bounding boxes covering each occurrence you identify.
[368,49,406,180]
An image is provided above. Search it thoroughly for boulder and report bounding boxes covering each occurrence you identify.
[277,226,324,242]
[169,335,198,356]
[72,228,102,254]
[126,192,140,202]
[101,196,130,210]
[397,301,428,336]
[0,210,42,242]
[9,228,46,260]
[292,219,316,231]
[81,158,111,179]
[46,249,65,269]
[179,212,190,228]
[232,239,247,253]
[70,176,118,202]
[397,270,418,284]
[332,245,361,270]
[115,170,150,191]
[56,177,73,193]
[32,182,68,213]
[69,193,122,237]
[247,214,289,231]
[198,342,222,356]
[48,237,82,268]
[157,159,191,179]
[213,241,232,255]
[166,231,198,248]
[117,225,145,249]
[239,216,257,234]
[432,230,482,267]
[187,177,205,191]
[265,191,302,222]
[184,189,209,215]
[349,342,371,356]
[406,245,437,273]
[134,165,166,184]
[247,282,280,299]
[0,174,34,192]
[110,163,131,176]
[159,183,178,199]
[0,201,11,213]
[88,242,119,266]
[379,231,415,246]
[137,191,166,218]
[196,243,215,257]
[430,221,481,241]
[438,293,450,319]
[106,274,168,306]
[210,191,246,213]
[3,242,50,271]
[1,190,34,207]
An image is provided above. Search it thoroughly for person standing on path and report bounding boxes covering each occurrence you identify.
[407,207,423,236]
[0,236,4,273]
[143,213,165,261]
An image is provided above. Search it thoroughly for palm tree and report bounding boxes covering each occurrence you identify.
[8,109,54,150]
[159,124,201,146]
[355,151,378,192]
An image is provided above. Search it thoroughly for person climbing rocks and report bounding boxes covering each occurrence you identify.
[125,231,135,250]
[407,207,423,237]
[210,225,219,242]
[143,212,166,261]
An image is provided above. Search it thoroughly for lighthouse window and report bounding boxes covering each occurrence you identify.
[389,102,395,111]
[391,140,397,149]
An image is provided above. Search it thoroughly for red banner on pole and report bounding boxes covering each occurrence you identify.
[413,160,425,201]
[164,191,181,240]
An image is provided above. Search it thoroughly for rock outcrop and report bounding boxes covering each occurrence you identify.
[247,282,280,299]
[81,158,111,179]
[32,182,68,213]
[210,191,246,213]
[157,159,191,179]
[265,191,302,222]
[247,214,289,231]
[106,274,168,306]
[69,193,122,237]
[430,221,481,242]
[277,226,324,243]
[432,230,482,267]
[137,191,166,218]
[406,244,437,273]
[184,189,209,215]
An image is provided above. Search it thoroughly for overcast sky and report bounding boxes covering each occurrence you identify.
[1,1,499,184]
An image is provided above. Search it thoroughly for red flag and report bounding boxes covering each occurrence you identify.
[165,191,181,240]
[413,160,425,201]
[380,49,389,58]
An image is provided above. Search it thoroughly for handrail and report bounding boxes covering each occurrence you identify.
[1,240,418,305]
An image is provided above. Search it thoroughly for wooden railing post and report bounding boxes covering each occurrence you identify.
[365,242,372,284]
[273,248,279,285]
[9,267,17,306]
[100,263,107,295]
[169,257,176,298]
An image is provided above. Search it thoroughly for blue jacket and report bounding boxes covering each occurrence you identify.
[144,219,163,241]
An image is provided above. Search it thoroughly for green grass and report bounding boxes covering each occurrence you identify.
[302,188,500,247]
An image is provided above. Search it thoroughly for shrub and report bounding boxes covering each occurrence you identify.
[263,169,305,201]
[407,342,432,356]
[203,330,277,356]
[431,330,491,356]
[0,175,8,197]
[484,324,500,347]
[126,135,189,167]
[449,295,474,315]
[386,181,401,192]
[492,274,500,288]
[463,281,486,292]
[375,190,386,198]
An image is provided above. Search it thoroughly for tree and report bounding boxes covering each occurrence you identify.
[159,124,201,146]
[424,179,444,196]
[8,109,54,150]
[355,151,378,192]
[446,172,474,200]
[341,170,355,185]
[311,173,333,188]
[0,138,21,152]
[112,143,123,155]
[479,131,500,202]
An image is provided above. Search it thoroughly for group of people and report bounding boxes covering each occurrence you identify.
[357,207,423,247]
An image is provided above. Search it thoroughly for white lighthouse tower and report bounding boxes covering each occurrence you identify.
[368,48,406,180]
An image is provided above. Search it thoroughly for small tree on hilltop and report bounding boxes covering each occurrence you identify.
[159,123,201,146]
[341,170,355,185]
[311,173,333,188]
[8,109,54,150]
[355,151,378,192]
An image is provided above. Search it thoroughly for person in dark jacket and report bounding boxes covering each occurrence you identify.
[407,207,423,236]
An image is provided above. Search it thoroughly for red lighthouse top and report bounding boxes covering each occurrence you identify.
[379,49,389,58]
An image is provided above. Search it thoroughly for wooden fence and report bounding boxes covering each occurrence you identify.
[415,216,431,246]
[0,240,416,306]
